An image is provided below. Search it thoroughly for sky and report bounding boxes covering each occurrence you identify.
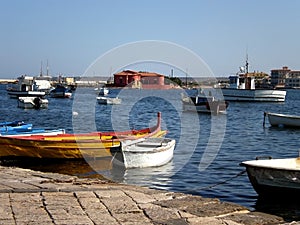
[1,0,300,78]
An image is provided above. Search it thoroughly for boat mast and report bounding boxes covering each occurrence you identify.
[46,60,49,76]
[245,53,249,74]
[40,61,43,77]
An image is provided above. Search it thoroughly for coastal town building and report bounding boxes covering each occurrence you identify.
[270,66,300,88]
[113,70,176,89]
[270,66,290,88]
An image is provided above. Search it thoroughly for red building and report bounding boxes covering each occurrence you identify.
[113,70,173,89]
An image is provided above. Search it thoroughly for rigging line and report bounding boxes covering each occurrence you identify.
[192,170,247,191]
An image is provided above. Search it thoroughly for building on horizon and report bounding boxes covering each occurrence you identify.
[113,70,177,89]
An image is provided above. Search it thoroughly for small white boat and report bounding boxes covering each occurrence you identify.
[111,138,175,168]
[97,96,121,105]
[264,112,300,128]
[240,157,300,198]
[18,97,48,109]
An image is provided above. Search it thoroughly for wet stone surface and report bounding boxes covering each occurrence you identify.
[0,165,295,225]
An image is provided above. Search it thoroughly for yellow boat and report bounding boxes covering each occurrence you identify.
[0,112,166,159]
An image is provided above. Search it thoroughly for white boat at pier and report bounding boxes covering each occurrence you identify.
[241,157,300,198]
[111,137,175,168]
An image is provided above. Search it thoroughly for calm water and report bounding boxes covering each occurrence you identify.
[1,84,300,221]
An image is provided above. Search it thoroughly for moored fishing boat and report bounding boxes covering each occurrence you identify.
[240,157,300,198]
[219,58,286,102]
[6,75,46,98]
[0,112,166,159]
[264,111,300,128]
[49,85,72,98]
[111,137,175,168]
[181,90,228,115]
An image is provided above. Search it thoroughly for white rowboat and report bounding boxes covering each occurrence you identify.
[111,138,175,168]
[264,112,300,128]
[241,157,300,198]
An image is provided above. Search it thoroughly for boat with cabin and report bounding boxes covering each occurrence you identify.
[6,75,46,98]
[220,58,286,102]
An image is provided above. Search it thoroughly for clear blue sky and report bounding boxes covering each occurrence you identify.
[1,0,299,78]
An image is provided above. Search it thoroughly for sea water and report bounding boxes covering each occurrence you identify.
[1,84,300,221]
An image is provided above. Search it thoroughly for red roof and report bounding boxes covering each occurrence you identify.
[114,70,164,77]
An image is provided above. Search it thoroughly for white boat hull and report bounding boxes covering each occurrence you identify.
[241,158,300,198]
[112,138,175,168]
[18,97,48,109]
[8,91,46,99]
[97,97,121,105]
[266,112,300,127]
[221,89,286,102]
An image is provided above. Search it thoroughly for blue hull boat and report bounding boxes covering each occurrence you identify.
[0,121,33,133]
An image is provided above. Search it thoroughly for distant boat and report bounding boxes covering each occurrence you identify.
[219,58,286,102]
[18,96,48,109]
[6,75,46,98]
[264,112,300,128]
[49,85,72,98]
[97,96,121,105]
[98,87,109,96]
[241,157,300,198]
[111,137,175,168]
[181,89,228,115]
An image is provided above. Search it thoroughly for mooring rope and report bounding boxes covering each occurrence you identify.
[192,170,247,191]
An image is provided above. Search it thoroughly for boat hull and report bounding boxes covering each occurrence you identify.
[241,158,300,198]
[266,112,300,127]
[18,97,48,109]
[0,112,166,159]
[7,90,46,99]
[112,138,175,168]
[221,89,286,102]
[97,97,121,105]
[181,95,228,114]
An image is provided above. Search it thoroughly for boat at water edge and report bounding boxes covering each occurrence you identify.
[264,111,300,128]
[111,137,175,168]
[240,157,300,199]
[0,112,166,159]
